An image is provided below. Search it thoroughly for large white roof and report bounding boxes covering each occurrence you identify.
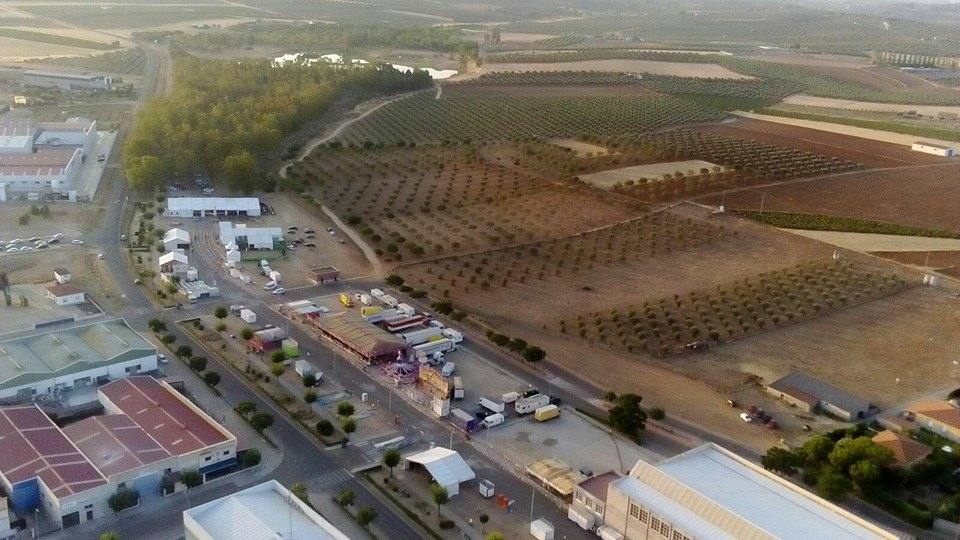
[163,228,190,244]
[404,446,475,488]
[623,443,897,540]
[184,480,349,540]
[166,197,260,212]
[158,251,188,266]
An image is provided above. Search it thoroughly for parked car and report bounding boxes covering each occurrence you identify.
[19,246,32,252]
[72,239,84,245]
[272,287,286,295]
[305,242,316,247]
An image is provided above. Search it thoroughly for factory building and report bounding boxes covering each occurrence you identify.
[218,221,282,251]
[21,70,113,91]
[0,113,96,199]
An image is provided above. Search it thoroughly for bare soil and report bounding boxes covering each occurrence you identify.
[699,117,946,167]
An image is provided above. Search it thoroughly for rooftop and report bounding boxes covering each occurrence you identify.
[577,471,620,501]
[166,197,260,212]
[0,405,106,497]
[312,312,405,359]
[0,319,155,391]
[53,268,71,276]
[622,443,897,540]
[46,283,84,297]
[184,480,350,540]
[62,414,171,477]
[0,147,79,177]
[99,377,233,455]
[909,400,960,429]
[768,371,870,414]
[163,228,190,244]
[871,430,931,467]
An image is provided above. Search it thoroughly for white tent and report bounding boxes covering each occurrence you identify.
[402,447,475,496]
[162,228,191,249]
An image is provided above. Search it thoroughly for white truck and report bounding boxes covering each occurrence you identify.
[239,308,257,324]
[269,270,281,283]
[399,327,443,346]
[479,397,505,414]
[481,413,504,428]
[397,302,416,316]
[359,294,373,305]
[370,288,385,299]
[441,328,463,344]
[453,377,464,399]
[515,393,550,415]
[261,265,273,277]
[260,259,270,268]
[380,294,399,308]
[413,338,456,359]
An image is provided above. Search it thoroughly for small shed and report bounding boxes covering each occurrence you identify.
[53,267,72,284]
[310,266,341,284]
[402,447,475,496]
[45,283,85,306]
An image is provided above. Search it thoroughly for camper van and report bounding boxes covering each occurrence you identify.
[481,413,505,428]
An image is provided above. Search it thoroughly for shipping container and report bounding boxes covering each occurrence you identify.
[450,408,479,432]
[441,328,464,344]
[567,506,595,530]
[413,338,456,358]
[530,519,555,540]
[360,306,386,318]
[502,391,520,404]
[534,404,560,422]
[479,397,505,413]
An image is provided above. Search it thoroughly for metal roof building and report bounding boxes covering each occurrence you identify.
[183,479,350,540]
[311,312,406,363]
[402,447,475,496]
[0,319,157,400]
[603,443,898,540]
[767,371,873,421]
[165,197,261,217]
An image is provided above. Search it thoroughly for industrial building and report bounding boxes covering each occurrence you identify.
[218,221,281,251]
[600,443,896,540]
[0,376,236,530]
[21,70,113,91]
[912,141,956,157]
[0,319,157,401]
[309,312,407,363]
[183,480,349,540]
[165,197,261,218]
[766,371,874,421]
[163,228,191,251]
[0,113,96,199]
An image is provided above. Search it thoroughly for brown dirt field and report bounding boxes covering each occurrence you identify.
[871,250,960,277]
[0,249,127,312]
[704,162,960,234]
[698,117,946,167]
[0,202,101,238]
[547,138,609,156]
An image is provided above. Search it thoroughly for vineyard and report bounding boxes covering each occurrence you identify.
[293,144,643,259]
[560,260,909,356]
[462,71,643,86]
[485,49,726,64]
[35,47,148,76]
[334,93,727,145]
[737,211,960,239]
[399,211,728,296]
[534,35,585,48]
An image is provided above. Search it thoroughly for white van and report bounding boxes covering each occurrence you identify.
[441,362,455,377]
[481,413,504,428]
[263,281,277,290]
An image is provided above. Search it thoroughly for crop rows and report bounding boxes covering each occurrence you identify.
[534,35,586,48]
[401,212,726,295]
[335,93,725,145]
[485,49,721,64]
[41,47,148,75]
[463,71,644,86]
[561,261,909,356]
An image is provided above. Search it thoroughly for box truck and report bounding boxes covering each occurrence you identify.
[441,362,456,377]
[413,338,456,358]
[397,302,416,316]
[479,397,505,414]
[534,404,560,422]
[516,393,550,415]
[450,408,479,432]
[359,294,372,305]
[400,327,443,346]
[453,377,464,399]
[380,294,399,308]
[370,288,385,299]
[441,328,463,344]
[239,308,256,324]
[269,270,281,283]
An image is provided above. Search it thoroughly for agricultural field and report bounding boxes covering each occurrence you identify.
[16,5,263,30]
[292,144,644,260]
[703,162,960,235]
[0,28,119,50]
[698,117,945,167]
[580,160,724,189]
[0,37,97,61]
[533,35,584,48]
[31,48,148,76]
[27,103,133,130]
[756,107,960,145]
[479,59,751,79]
[334,92,728,146]
[565,260,909,356]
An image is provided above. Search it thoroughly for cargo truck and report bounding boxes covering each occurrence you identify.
[453,377,464,399]
[441,328,463,344]
[397,303,415,316]
[370,288,385,299]
[413,338,456,358]
[515,393,550,415]
[451,408,480,432]
[399,327,443,346]
[479,397,505,414]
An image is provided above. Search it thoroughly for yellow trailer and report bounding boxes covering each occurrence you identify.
[534,404,560,422]
[339,293,353,307]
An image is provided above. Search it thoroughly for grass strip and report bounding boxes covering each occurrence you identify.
[362,472,443,540]
[0,28,118,50]
[758,108,960,142]
[737,210,960,239]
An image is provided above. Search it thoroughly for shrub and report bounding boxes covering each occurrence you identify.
[357,507,378,527]
[316,420,335,436]
[214,306,228,319]
[303,373,317,387]
[203,371,221,387]
[271,350,287,363]
[108,488,139,512]
[523,346,546,362]
[337,401,355,417]
[189,356,208,372]
[341,417,356,433]
[241,448,262,467]
[336,488,355,506]
[240,327,254,340]
[249,412,273,432]
[180,470,202,488]
[385,274,404,286]
[304,390,317,404]
[649,407,666,420]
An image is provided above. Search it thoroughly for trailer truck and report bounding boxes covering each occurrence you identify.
[515,393,551,415]
[413,338,456,359]
[399,327,443,346]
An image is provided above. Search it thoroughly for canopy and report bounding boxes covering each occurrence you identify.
[404,447,475,496]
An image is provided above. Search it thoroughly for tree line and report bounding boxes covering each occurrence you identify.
[123,53,432,192]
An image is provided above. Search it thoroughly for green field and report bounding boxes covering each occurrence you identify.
[757,108,960,142]
[0,28,118,50]
[17,5,263,29]
[35,48,148,76]
[737,210,960,238]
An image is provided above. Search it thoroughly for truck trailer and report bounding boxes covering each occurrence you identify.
[413,338,457,358]
[399,327,443,346]
[515,393,551,415]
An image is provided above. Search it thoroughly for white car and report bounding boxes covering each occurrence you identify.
[263,281,277,290]
[72,239,84,245]
[739,412,754,423]
[5,247,17,253]
[19,246,32,252]
[272,287,286,295]
[97,253,104,259]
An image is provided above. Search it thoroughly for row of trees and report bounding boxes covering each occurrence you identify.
[123,54,432,192]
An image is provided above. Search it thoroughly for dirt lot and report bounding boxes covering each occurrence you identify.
[478,59,752,79]
[547,138,609,156]
[0,202,101,239]
[580,159,723,188]
[0,248,127,312]
[699,117,946,167]
[704,162,960,234]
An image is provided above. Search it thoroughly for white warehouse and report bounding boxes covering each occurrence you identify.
[0,114,96,199]
[0,319,157,401]
[165,197,261,218]
[912,141,956,157]
[218,221,282,251]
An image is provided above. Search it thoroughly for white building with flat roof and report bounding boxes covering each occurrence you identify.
[0,113,96,197]
[218,221,281,251]
[183,480,350,540]
[602,443,897,540]
[165,197,261,218]
[912,141,956,157]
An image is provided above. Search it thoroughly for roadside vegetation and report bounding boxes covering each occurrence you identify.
[738,210,960,239]
[122,53,431,192]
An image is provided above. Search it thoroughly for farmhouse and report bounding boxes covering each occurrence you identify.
[0,376,236,530]
[907,401,960,443]
[766,371,874,421]
[871,430,930,467]
[911,141,956,157]
[218,221,281,251]
[44,283,86,306]
[183,480,350,540]
[158,251,189,274]
[162,228,191,251]
[0,319,157,401]
[165,197,261,218]
[22,70,113,91]
[310,265,341,284]
[601,443,898,540]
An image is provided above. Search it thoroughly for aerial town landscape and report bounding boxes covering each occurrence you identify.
[1,0,960,538]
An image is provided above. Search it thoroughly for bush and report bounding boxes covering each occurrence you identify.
[649,407,666,420]
[241,448,262,467]
[304,390,318,404]
[357,507,378,527]
[250,412,274,432]
[175,345,192,358]
[240,327,254,340]
[337,401,355,417]
[189,356,208,372]
[336,488,355,506]
[271,350,287,363]
[203,371,221,387]
[303,373,317,387]
[316,420,335,436]
[180,470,202,488]
[385,275,404,286]
[523,346,546,362]
[439,520,455,530]
[108,488,139,512]
[214,306,228,319]
[341,417,356,433]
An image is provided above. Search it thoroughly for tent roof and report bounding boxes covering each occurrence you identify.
[404,447,475,487]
